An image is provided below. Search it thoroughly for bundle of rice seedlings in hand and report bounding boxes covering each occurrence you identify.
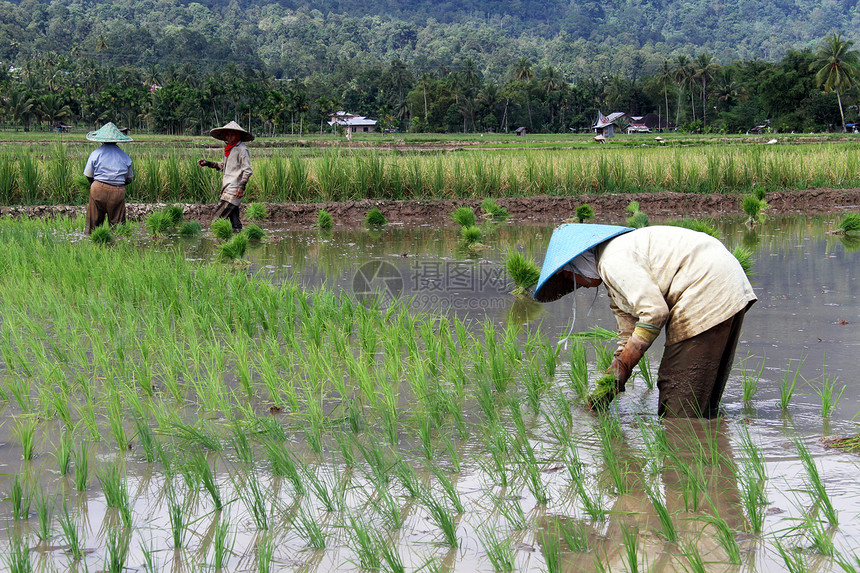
[365,208,387,227]
[732,246,754,277]
[667,218,720,238]
[481,199,509,219]
[211,218,233,241]
[244,224,265,241]
[246,203,267,221]
[452,206,477,228]
[505,251,540,296]
[90,224,113,245]
[179,221,202,236]
[317,209,334,230]
[576,204,595,223]
[587,373,619,410]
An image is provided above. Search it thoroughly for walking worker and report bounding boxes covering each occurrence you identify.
[83,122,133,234]
[534,224,757,417]
[197,120,253,233]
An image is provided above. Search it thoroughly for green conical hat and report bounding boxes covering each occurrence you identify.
[86,122,133,143]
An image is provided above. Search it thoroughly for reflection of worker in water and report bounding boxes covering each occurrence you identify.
[534,224,757,417]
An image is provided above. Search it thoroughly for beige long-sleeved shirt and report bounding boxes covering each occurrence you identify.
[596,226,757,350]
[212,142,252,206]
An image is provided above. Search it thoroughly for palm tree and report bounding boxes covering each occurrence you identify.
[658,59,674,129]
[812,33,860,132]
[673,55,691,126]
[6,90,34,131]
[694,53,719,129]
[513,58,535,130]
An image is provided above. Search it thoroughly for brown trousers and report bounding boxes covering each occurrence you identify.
[86,181,126,234]
[657,308,749,418]
[213,200,242,231]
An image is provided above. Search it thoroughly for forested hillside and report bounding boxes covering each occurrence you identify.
[0,0,858,136]
[1,0,857,79]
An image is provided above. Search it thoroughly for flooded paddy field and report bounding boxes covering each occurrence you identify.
[0,213,858,572]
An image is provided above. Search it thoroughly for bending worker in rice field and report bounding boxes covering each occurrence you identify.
[83,122,134,234]
[197,120,253,233]
[534,224,757,417]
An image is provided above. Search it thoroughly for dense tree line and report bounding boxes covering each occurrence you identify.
[2,33,857,136]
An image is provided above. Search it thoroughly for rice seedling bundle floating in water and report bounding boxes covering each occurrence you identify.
[460,225,482,245]
[166,205,184,226]
[90,224,113,245]
[452,206,477,228]
[211,218,233,241]
[179,221,202,236]
[218,232,249,260]
[244,224,265,241]
[481,198,509,219]
[838,213,860,234]
[365,208,387,227]
[246,202,267,221]
[145,210,173,236]
[317,209,334,230]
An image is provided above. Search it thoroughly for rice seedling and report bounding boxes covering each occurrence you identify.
[668,218,720,237]
[246,202,267,221]
[596,414,629,494]
[379,539,406,573]
[732,246,755,277]
[504,250,540,296]
[6,533,31,573]
[838,213,860,234]
[90,223,113,244]
[575,203,594,222]
[779,355,805,410]
[700,499,741,564]
[145,209,174,236]
[514,438,550,504]
[794,436,838,525]
[621,525,641,573]
[740,354,764,402]
[481,198,509,219]
[292,504,326,548]
[393,459,423,498]
[244,223,265,240]
[835,550,860,572]
[10,472,32,520]
[213,516,234,569]
[97,462,132,526]
[627,210,649,228]
[365,207,387,226]
[256,533,275,573]
[428,462,464,513]
[346,514,382,571]
[794,505,836,556]
[15,417,37,461]
[479,526,516,572]
[316,208,334,230]
[678,537,707,573]
[776,540,809,573]
[166,204,184,225]
[58,502,83,561]
[460,224,482,245]
[376,486,404,530]
[73,440,89,492]
[805,361,845,418]
[491,493,526,530]
[421,493,459,547]
[303,465,342,513]
[33,487,52,541]
[235,470,270,529]
[211,217,233,240]
[559,518,590,552]
[104,528,131,573]
[735,463,766,533]
[55,430,73,475]
[451,206,476,227]
[167,492,188,547]
[218,232,249,260]
[179,220,202,236]
[643,478,678,541]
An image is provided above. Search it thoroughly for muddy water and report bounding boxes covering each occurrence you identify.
[3,215,860,572]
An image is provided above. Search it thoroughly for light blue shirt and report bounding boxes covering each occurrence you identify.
[83,143,133,187]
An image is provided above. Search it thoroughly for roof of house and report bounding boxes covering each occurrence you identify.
[328,112,377,127]
[594,112,626,129]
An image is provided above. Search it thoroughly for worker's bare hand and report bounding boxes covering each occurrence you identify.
[236,188,245,199]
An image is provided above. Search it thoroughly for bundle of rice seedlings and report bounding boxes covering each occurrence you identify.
[211,218,233,241]
[732,246,754,277]
[667,218,720,237]
[365,208,387,227]
[317,209,334,230]
[246,202,267,221]
[838,213,860,234]
[179,221,202,236]
[627,211,649,228]
[741,195,768,224]
[587,373,619,410]
[460,225,482,245]
[113,221,134,237]
[166,205,183,226]
[244,224,265,241]
[145,210,173,236]
[626,201,640,215]
[90,224,113,245]
[452,206,477,227]
[576,204,594,222]
[481,198,509,219]
[505,250,540,296]
[218,233,249,260]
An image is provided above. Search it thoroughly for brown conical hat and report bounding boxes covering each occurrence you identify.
[208,120,254,142]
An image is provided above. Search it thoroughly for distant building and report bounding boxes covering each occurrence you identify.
[593,111,627,138]
[328,111,377,135]
[515,126,528,136]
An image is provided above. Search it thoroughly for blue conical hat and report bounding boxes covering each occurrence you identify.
[86,122,132,143]
[533,223,633,302]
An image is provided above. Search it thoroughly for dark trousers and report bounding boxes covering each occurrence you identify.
[213,201,242,231]
[86,181,126,234]
[657,309,748,418]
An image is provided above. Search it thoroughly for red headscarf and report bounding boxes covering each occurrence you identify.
[224,141,239,157]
